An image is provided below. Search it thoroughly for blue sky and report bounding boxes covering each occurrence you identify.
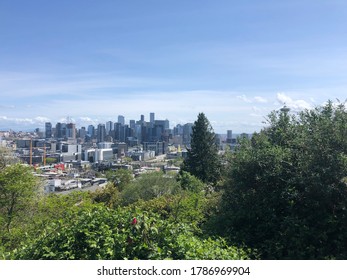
[1,0,347,133]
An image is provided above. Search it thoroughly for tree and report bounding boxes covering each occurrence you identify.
[121,171,179,205]
[182,113,221,186]
[177,171,205,193]
[105,169,133,191]
[0,147,18,170]
[220,101,347,259]
[0,164,40,233]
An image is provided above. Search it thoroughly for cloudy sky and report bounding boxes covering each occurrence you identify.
[1,1,347,133]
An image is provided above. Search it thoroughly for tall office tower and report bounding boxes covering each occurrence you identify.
[150,112,155,124]
[67,123,76,139]
[97,124,106,143]
[55,122,61,138]
[118,115,125,126]
[183,123,193,145]
[45,122,52,139]
[129,120,136,130]
[174,124,183,136]
[227,130,233,143]
[119,125,128,142]
[140,114,145,123]
[87,125,95,138]
[164,119,169,130]
[106,121,113,135]
[55,122,67,138]
[114,122,121,141]
[79,127,86,139]
[134,124,142,142]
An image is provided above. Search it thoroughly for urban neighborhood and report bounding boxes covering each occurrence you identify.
[0,112,247,194]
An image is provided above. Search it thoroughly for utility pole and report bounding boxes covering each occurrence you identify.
[29,138,32,166]
[43,143,46,166]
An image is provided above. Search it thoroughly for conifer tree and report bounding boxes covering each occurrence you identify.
[182,113,221,185]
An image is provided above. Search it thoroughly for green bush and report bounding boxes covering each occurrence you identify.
[14,205,251,260]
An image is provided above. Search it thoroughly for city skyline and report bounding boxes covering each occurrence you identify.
[1,1,347,133]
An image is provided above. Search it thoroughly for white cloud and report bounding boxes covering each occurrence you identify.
[237,95,268,104]
[254,96,268,103]
[0,90,269,133]
[276,92,312,111]
[237,95,252,103]
[34,116,50,123]
[0,116,50,130]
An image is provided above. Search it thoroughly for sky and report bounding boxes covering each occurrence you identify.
[1,0,347,133]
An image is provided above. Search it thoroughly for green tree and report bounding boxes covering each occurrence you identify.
[121,171,179,205]
[177,171,205,193]
[0,164,40,234]
[182,113,221,186]
[0,164,41,255]
[91,182,121,208]
[0,147,18,170]
[220,101,347,259]
[106,169,133,191]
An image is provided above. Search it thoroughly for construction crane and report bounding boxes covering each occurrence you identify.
[29,138,47,166]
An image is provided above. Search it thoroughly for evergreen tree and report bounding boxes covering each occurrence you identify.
[219,101,347,259]
[182,113,221,185]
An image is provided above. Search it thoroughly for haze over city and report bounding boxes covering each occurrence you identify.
[1,1,347,133]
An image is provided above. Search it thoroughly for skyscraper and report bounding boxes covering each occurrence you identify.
[87,125,95,138]
[97,124,106,143]
[129,120,135,130]
[150,112,155,124]
[67,123,76,139]
[118,115,125,126]
[227,130,233,143]
[55,122,67,138]
[45,122,52,139]
[106,121,113,135]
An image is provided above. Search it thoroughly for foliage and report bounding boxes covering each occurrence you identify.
[13,205,251,260]
[45,158,57,164]
[181,113,221,185]
[31,191,95,229]
[177,171,205,193]
[0,147,19,170]
[0,164,40,234]
[91,182,121,208]
[121,171,179,205]
[1,190,95,259]
[168,156,184,167]
[220,101,347,259]
[134,190,208,232]
[106,169,133,191]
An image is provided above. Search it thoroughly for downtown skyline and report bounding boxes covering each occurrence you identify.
[1,1,347,133]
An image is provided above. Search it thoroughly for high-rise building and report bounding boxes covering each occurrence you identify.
[183,123,193,145]
[45,122,52,139]
[55,122,67,139]
[227,130,233,143]
[118,115,125,126]
[97,124,106,143]
[67,123,76,139]
[79,127,86,140]
[106,121,113,135]
[114,122,121,141]
[129,120,135,130]
[87,125,95,138]
[150,112,155,124]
